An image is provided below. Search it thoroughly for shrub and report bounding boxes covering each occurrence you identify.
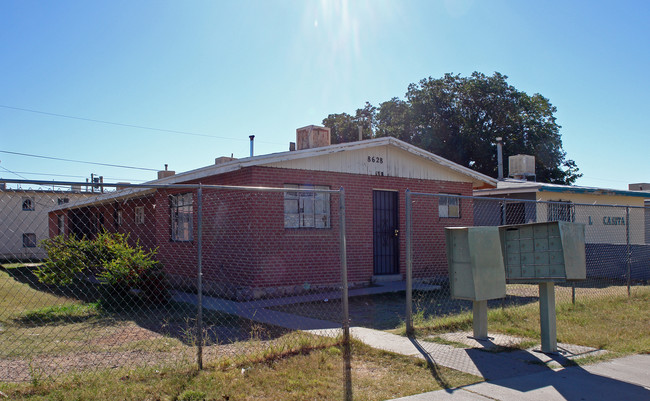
[37,235,88,286]
[37,232,165,306]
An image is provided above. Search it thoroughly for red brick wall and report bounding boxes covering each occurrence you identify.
[47,166,474,295]
[150,166,474,292]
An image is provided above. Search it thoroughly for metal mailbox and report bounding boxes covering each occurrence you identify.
[500,221,586,282]
[445,226,506,301]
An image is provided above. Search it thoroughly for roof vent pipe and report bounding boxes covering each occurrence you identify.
[496,137,504,180]
[249,135,255,157]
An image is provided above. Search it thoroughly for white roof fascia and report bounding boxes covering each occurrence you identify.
[157,136,497,187]
[50,188,157,212]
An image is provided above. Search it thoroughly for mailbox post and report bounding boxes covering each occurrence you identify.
[445,227,506,339]
[500,221,586,353]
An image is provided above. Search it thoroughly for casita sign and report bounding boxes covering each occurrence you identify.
[603,216,626,226]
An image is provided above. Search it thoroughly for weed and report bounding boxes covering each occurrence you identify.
[178,389,206,401]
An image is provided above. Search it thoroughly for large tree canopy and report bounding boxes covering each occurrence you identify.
[323,72,581,185]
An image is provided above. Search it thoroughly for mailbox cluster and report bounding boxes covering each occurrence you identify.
[445,221,586,352]
[503,222,586,282]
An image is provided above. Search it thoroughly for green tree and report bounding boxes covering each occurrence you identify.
[324,72,581,185]
[323,103,376,144]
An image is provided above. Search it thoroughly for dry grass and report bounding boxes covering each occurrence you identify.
[0,342,481,401]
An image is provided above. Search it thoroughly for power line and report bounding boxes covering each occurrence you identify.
[0,104,284,144]
[0,164,28,180]
[2,171,145,182]
[0,150,159,171]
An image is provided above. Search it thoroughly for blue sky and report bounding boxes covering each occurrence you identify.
[1,0,648,189]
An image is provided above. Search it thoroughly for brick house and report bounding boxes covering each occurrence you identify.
[49,126,496,298]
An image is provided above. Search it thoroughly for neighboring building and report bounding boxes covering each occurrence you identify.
[49,126,497,298]
[474,179,650,281]
[629,183,650,251]
[0,187,93,260]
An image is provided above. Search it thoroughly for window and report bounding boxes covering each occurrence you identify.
[439,195,460,218]
[170,193,193,241]
[23,233,37,248]
[135,206,145,225]
[57,198,69,205]
[284,185,330,228]
[548,201,575,222]
[57,215,65,235]
[22,197,34,211]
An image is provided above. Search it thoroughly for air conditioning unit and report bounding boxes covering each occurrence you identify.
[509,155,535,180]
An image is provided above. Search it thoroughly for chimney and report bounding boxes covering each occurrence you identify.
[496,137,504,180]
[215,156,237,165]
[289,142,296,151]
[249,135,255,157]
[296,125,331,150]
[157,164,176,179]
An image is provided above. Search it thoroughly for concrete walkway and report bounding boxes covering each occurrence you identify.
[389,354,650,401]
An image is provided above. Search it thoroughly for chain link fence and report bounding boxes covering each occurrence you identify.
[405,192,649,349]
[0,180,351,393]
[2,179,648,394]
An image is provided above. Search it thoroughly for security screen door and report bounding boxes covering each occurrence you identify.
[373,190,399,275]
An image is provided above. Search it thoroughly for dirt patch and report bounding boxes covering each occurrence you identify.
[89,325,163,347]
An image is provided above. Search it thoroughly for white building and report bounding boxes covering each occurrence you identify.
[0,187,94,260]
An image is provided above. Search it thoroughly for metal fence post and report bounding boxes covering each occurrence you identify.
[405,189,413,336]
[196,185,204,370]
[339,187,352,401]
[626,206,631,297]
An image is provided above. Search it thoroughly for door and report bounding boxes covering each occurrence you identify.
[373,190,399,275]
[505,202,526,225]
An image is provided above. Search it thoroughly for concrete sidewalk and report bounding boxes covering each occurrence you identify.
[389,354,650,401]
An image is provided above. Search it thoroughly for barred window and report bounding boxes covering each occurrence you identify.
[548,201,575,222]
[22,197,34,211]
[439,195,460,218]
[284,185,330,228]
[171,193,193,241]
[23,233,36,248]
[135,206,145,225]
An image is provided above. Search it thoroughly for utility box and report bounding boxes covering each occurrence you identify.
[500,221,586,282]
[446,227,506,301]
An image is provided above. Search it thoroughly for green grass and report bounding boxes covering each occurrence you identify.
[14,303,101,326]
[410,286,650,355]
[0,341,482,401]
